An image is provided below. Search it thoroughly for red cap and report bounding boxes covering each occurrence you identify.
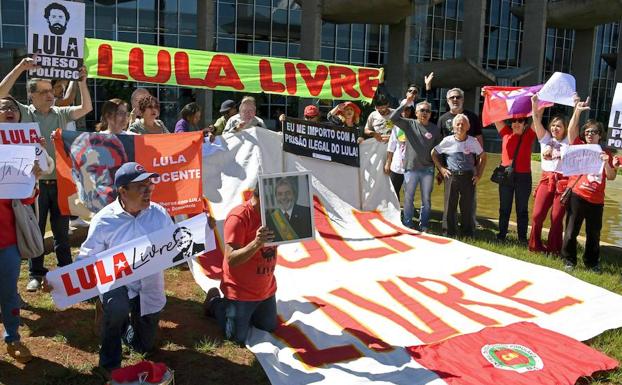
[303,105,319,117]
[341,101,361,116]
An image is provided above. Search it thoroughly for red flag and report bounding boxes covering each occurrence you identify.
[481,85,553,127]
[407,322,617,385]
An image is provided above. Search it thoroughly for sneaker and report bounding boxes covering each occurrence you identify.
[6,341,33,363]
[474,221,484,230]
[26,277,42,292]
[564,263,575,272]
[203,288,221,318]
[589,265,602,274]
[70,217,90,227]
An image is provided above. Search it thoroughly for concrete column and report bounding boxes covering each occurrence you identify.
[571,28,597,100]
[385,17,410,100]
[197,0,215,124]
[519,0,547,85]
[298,0,323,117]
[617,19,622,84]
[462,0,486,111]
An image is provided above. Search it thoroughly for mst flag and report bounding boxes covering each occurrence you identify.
[481,85,552,127]
[407,322,618,385]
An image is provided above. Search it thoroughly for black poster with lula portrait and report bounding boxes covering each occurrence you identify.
[28,0,85,80]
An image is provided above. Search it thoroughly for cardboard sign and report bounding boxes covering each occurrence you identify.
[607,83,622,149]
[259,171,315,246]
[0,123,48,171]
[53,131,203,216]
[0,145,36,199]
[47,214,216,309]
[560,144,604,176]
[28,0,85,80]
[282,118,360,167]
[537,72,577,107]
[83,38,383,102]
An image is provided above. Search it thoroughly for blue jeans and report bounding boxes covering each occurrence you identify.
[29,181,72,278]
[0,245,22,343]
[403,167,434,229]
[99,287,161,370]
[213,295,277,345]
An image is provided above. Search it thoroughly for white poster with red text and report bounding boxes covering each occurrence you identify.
[192,128,622,385]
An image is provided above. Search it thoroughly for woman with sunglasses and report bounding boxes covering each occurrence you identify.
[527,95,569,255]
[493,115,537,242]
[560,98,617,273]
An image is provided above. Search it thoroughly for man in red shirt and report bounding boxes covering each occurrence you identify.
[204,187,277,345]
[561,98,617,273]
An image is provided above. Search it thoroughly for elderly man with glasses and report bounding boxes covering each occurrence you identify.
[0,55,92,292]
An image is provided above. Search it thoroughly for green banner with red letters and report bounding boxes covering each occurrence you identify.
[84,38,383,102]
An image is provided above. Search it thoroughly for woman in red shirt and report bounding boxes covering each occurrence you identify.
[493,117,537,242]
[561,98,617,273]
[0,95,40,363]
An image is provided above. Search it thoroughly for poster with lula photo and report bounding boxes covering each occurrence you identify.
[259,171,315,246]
[28,0,85,80]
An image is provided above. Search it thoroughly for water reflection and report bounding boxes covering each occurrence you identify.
[429,154,622,247]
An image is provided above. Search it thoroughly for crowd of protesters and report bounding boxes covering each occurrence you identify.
[1,51,621,378]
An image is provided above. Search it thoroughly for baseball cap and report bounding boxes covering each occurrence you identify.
[303,105,319,117]
[219,100,236,113]
[114,162,159,188]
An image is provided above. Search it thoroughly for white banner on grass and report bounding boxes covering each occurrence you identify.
[607,83,622,149]
[190,128,622,385]
[537,72,577,107]
[0,123,49,171]
[48,213,215,309]
[560,144,604,176]
[0,144,36,199]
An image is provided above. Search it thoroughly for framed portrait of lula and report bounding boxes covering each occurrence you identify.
[259,171,315,246]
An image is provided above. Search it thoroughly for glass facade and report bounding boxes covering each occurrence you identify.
[0,0,618,128]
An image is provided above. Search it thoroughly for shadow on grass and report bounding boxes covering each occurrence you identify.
[0,356,100,385]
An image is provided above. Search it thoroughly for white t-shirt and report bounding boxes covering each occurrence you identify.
[365,110,394,135]
[434,135,483,172]
[539,132,569,172]
[387,127,406,174]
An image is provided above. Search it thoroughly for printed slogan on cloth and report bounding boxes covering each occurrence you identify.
[191,128,622,385]
[84,38,383,102]
[53,130,203,217]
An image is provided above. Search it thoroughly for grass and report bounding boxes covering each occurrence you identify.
[4,220,622,385]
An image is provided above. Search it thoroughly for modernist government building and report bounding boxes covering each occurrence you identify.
[0,0,621,145]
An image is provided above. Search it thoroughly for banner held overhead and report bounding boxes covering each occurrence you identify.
[83,38,383,102]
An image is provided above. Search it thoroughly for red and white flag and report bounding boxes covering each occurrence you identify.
[407,321,618,385]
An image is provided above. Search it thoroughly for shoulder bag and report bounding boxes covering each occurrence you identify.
[491,128,525,186]
[560,176,581,205]
[12,199,44,259]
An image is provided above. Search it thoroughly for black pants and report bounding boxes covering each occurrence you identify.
[498,172,532,240]
[390,171,404,200]
[561,192,603,268]
[29,181,72,278]
[443,172,475,237]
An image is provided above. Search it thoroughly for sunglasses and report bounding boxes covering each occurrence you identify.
[507,118,526,124]
[584,129,600,136]
[407,88,418,93]
[417,109,431,113]
[448,95,463,100]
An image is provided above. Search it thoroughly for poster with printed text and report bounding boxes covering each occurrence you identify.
[28,0,85,80]
[53,130,204,217]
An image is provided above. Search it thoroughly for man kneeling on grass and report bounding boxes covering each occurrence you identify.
[45,162,171,376]
[204,187,278,345]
